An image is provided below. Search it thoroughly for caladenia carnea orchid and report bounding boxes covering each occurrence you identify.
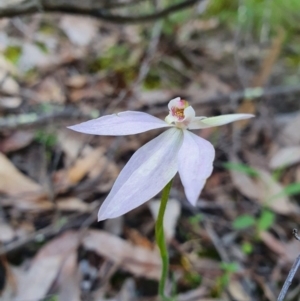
[69,97,254,221]
[68,97,254,300]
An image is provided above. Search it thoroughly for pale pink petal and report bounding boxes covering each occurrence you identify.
[188,114,254,129]
[68,111,171,136]
[165,114,176,124]
[165,104,195,128]
[182,106,196,124]
[167,97,183,110]
[98,128,183,220]
[178,130,215,206]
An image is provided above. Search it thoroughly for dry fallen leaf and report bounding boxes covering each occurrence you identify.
[0,97,22,110]
[0,152,52,211]
[269,146,300,169]
[69,80,113,102]
[229,169,259,200]
[14,231,79,301]
[18,43,51,72]
[229,162,298,215]
[259,231,286,257]
[68,147,105,184]
[83,230,161,280]
[255,275,277,301]
[58,129,91,164]
[285,238,300,263]
[0,70,19,95]
[35,77,66,104]
[177,19,219,44]
[228,279,251,301]
[0,152,42,196]
[0,223,15,243]
[55,137,118,193]
[56,251,81,301]
[88,154,119,193]
[0,131,35,153]
[66,74,88,88]
[280,113,300,146]
[176,285,208,301]
[0,68,21,109]
[125,228,154,250]
[56,197,90,212]
[256,169,299,215]
[60,16,98,46]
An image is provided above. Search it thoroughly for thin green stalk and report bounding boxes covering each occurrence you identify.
[155,179,173,301]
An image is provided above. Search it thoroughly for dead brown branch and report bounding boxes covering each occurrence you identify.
[0,0,202,24]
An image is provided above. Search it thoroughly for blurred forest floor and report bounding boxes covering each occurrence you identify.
[1,0,300,300]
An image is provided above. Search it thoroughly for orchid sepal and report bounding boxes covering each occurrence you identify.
[98,128,183,221]
[68,111,172,136]
[188,114,255,130]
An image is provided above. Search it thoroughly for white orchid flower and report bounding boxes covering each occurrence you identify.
[68,97,254,221]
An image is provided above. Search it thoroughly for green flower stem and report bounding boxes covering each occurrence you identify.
[155,179,173,301]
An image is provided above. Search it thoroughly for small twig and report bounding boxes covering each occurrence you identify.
[277,229,300,301]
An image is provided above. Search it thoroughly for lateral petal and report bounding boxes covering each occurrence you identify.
[98,128,183,220]
[68,111,171,136]
[178,130,215,206]
[188,114,254,129]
